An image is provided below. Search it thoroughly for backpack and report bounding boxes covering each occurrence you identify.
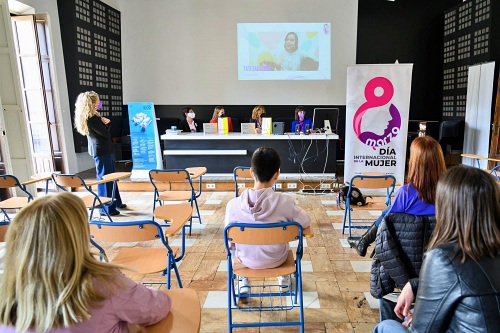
[336,183,371,209]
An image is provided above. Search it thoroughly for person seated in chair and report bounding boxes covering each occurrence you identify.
[0,192,172,333]
[209,106,233,132]
[179,107,202,133]
[225,147,311,293]
[348,136,446,256]
[290,106,313,133]
[249,105,266,134]
[373,165,500,333]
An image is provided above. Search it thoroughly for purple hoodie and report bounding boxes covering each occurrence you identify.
[225,187,311,269]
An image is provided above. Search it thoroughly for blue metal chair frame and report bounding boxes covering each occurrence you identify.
[89,219,187,289]
[224,221,305,333]
[149,169,200,234]
[52,173,116,222]
[489,164,500,181]
[0,174,34,222]
[342,174,396,236]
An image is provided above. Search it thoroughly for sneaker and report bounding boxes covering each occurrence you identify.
[238,276,250,294]
[278,275,290,292]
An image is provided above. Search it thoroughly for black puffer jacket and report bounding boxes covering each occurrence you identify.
[408,243,500,332]
[370,213,436,298]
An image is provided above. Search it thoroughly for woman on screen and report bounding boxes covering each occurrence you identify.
[209,106,233,132]
[275,32,318,71]
[250,105,266,134]
[179,106,202,133]
[291,106,313,133]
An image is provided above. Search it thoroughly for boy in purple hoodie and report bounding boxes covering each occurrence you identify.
[225,147,311,293]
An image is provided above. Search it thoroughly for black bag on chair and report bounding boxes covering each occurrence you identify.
[336,183,371,209]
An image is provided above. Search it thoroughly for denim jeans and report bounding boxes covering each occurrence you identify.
[373,319,407,333]
[94,153,122,214]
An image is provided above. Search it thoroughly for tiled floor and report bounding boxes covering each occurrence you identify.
[93,190,382,333]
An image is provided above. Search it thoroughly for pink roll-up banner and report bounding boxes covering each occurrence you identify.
[344,64,413,186]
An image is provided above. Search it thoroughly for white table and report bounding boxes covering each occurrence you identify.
[161,132,338,175]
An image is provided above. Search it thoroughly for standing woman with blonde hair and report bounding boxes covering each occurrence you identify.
[74,91,125,216]
[0,192,171,332]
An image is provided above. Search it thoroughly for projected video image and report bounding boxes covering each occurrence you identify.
[237,23,331,80]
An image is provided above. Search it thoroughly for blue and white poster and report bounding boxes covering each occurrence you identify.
[127,102,162,179]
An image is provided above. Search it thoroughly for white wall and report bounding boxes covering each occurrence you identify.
[8,0,357,172]
[118,0,358,105]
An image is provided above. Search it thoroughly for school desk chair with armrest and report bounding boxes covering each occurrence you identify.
[141,288,201,333]
[233,166,276,197]
[52,173,115,222]
[89,205,192,289]
[149,169,200,235]
[0,174,34,222]
[233,166,252,197]
[185,166,206,222]
[342,174,396,236]
[224,222,312,333]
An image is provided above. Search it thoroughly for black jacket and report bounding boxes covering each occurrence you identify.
[408,243,500,332]
[370,213,436,298]
[86,115,113,157]
[179,118,202,132]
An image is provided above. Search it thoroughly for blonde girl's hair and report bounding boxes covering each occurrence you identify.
[74,91,99,136]
[0,192,123,332]
[251,105,266,120]
[428,165,500,262]
[212,106,224,120]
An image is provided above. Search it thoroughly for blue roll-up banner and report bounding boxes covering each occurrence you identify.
[127,102,162,179]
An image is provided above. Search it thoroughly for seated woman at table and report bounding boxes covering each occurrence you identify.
[373,165,500,333]
[291,106,313,133]
[209,106,233,132]
[250,105,266,134]
[0,192,172,333]
[179,106,202,133]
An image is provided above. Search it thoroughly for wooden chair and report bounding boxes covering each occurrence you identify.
[0,174,34,222]
[342,174,396,236]
[52,173,115,222]
[143,288,201,333]
[223,221,307,333]
[89,205,191,289]
[233,166,252,197]
[149,169,199,234]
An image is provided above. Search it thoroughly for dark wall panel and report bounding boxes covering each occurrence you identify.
[357,0,464,121]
